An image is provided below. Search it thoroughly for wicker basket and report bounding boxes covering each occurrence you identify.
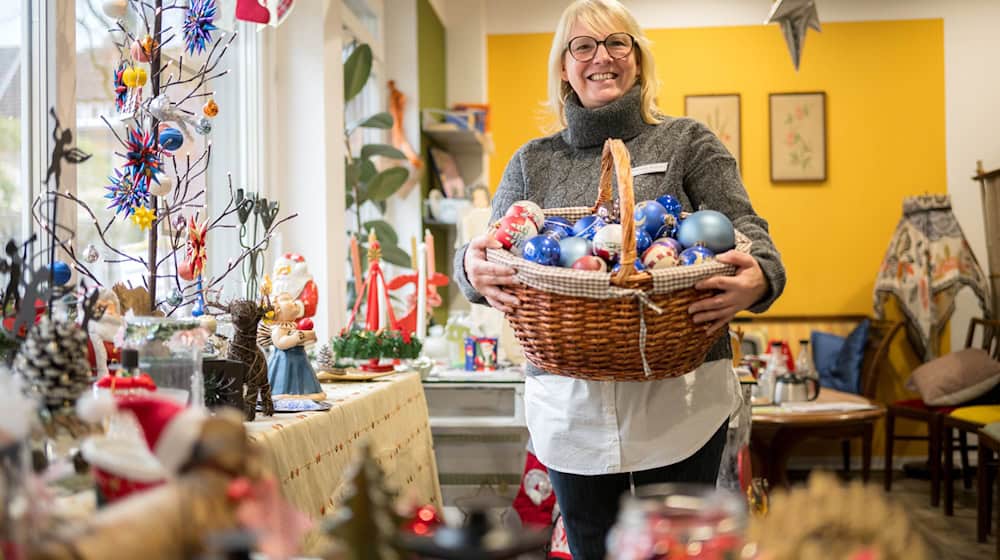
[486,139,752,381]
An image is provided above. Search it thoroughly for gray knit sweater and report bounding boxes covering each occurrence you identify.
[454,86,786,374]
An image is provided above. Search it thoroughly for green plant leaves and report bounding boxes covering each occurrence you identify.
[357,112,393,129]
[379,242,412,268]
[363,220,398,245]
[344,44,373,103]
[361,144,406,160]
[365,167,409,201]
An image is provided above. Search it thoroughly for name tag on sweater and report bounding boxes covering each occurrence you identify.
[631,162,669,176]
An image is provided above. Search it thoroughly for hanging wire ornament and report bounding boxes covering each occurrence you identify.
[183,0,218,56]
[104,168,149,217]
[113,62,128,112]
[123,126,163,191]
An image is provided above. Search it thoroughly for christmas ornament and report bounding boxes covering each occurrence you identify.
[541,216,574,241]
[635,228,652,256]
[195,116,213,135]
[131,205,156,231]
[183,0,218,55]
[203,98,219,118]
[592,223,623,264]
[404,504,444,537]
[680,244,715,266]
[184,217,208,279]
[571,255,607,272]
[653,236,682,254]
[14,316,91,414]
[150,175,174,197]
[50,261,72,286]
[572,215,606,241]
[611,260,647,274]
[235,0,271,24]
[766,0,822,71]
[178,260,196,282]
[494,215,538,257]
[595,199,620,224]
[158,125,184,152]
[123,126,163,191]
[655,193,683,218]
[641,240,681,270]
[83,244,100,264]
[102,0,127,19]
[522,235,561,267]
[130,38,150,63]
[506,200,545,231]
[167,288,183,307]
[112,62,128,112]
[558,236,592,268]
[104,168,149,217]
[655,212,680,239]
[676,210,736,253]
[634,200,669,239]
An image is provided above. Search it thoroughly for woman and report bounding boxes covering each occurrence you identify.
[454,1,785,558]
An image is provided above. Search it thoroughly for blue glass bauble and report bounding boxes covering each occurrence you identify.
[633,200,669,239]
[676,210,735,253]
[680,245,715,266]
[572,215,606,241]
[655,194,683,218]
[611,260,647,273]
[50,261,71,285]
[558,236,592,267]
[654,212,679,239]
[635,228,652,256]
[159,127,184,151]
[522,235,562,266]
[542,216,574,241]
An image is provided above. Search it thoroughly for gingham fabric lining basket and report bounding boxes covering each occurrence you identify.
[485,139,753,381]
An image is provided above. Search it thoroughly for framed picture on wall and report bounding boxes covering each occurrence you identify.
[684,94,741,168]
[769,92,827,182]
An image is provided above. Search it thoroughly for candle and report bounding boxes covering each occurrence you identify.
[425,229,436,276]
[350,236,363,292]
[416,242,427,340]
[410,236,418,270]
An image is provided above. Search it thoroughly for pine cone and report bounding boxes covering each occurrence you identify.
[14,316,92,414]
[316,343,336,371]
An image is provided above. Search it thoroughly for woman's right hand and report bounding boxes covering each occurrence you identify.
[464,233,520,313]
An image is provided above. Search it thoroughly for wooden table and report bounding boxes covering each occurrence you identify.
[751,388,885,487]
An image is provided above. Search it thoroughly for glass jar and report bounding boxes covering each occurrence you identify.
[606,483,748,560]
[124,317,207,406]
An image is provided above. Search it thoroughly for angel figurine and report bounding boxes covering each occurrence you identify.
[266,293,324,401]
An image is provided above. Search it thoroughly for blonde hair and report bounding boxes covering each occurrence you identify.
[546,0,662,129]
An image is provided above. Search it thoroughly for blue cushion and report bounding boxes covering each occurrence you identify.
[811,319,870,394]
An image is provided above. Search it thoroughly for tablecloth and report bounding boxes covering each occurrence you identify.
[245,371,442,552]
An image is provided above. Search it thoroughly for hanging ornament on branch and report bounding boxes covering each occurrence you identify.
[183,0,219,55]
[765,0,821,71]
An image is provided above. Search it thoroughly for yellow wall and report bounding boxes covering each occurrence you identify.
[487,19,946,318]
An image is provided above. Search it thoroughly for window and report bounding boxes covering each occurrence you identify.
[0,2,28,240]
[72,0,261,297]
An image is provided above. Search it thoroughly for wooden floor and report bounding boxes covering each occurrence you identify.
[802,470,996,559]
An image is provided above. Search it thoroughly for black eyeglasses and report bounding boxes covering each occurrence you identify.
[566,32,635,62]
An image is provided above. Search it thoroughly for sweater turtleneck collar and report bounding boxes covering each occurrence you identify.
[561,85,648,149]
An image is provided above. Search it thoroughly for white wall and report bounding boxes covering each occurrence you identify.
[476,0,1000,349]
[266,0,347,339]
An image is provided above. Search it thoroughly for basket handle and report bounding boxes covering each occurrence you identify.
[592,139,638,285]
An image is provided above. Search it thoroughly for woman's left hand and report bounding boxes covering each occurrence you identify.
[688,251,768,334]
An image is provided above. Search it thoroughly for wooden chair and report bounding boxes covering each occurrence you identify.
[976,423,1000,551]
[944,406,1000,520]
[839,319,904,476]
[885,318,1000,506]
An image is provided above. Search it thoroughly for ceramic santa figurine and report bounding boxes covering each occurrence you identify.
[267,293,324,401]
[84,287,123,377]
[271,253,318,331]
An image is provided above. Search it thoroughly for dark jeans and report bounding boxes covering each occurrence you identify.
[547,422,729,560]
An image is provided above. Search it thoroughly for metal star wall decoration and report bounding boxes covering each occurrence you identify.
[766,0,821,71]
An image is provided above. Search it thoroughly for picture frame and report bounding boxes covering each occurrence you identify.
[684,93,741,168]
[769,91,827,182]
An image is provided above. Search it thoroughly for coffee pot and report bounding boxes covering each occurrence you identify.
[773,373,820,404]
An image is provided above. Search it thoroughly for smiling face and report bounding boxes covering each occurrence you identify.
[560,20,639,110]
